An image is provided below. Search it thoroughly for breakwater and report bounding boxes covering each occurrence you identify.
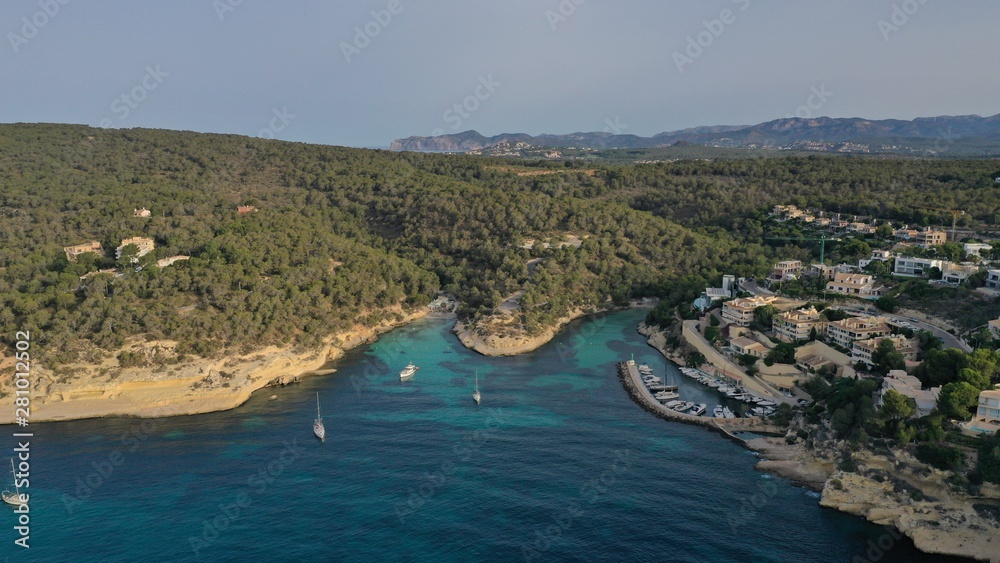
[615,361,785,447]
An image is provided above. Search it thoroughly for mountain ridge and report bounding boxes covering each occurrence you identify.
[390,113,1000,153]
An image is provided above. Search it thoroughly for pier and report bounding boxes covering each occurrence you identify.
[615,361,785,446]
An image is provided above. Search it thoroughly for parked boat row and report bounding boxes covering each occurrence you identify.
[634,363,707,416]
[678,367,777,417]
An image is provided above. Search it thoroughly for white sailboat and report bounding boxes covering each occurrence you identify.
[2,458,24,506]
[313,392,325,442]
[473,371,481,405]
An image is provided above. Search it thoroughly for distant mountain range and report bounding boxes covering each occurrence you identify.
[390,114,1000,154]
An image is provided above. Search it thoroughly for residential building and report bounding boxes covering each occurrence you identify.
[832,220,850,229]
[773,307,822,342]
[848,222,876,235]
[987,269,1000,289]
[237,205,258,214]
[894,228,919,241]
[851,336,918,370]
[963,243,992,259]
[808,263,837,280]
[915,229,947,248]
[858,250,894,270]
[826,316,891,349]
[941,263,980,285]
[894,256,944,277]
[962,388,1000,435]
[721,295,777,327]
[771,260,803,282]
[133,207,151,218]
[730,336,767,359]
[826,273,881,297]
[876,370,941,417]
[814,217,831,227]
[116,236,155,261]
[63,241,103,261]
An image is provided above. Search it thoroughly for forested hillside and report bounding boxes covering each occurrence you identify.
[1,124,998,367]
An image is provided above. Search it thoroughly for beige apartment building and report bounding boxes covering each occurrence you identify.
[721,295,778,327]
[772,307,822,342]
[826,316,891,349]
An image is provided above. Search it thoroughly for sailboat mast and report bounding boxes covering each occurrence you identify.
[10,458,18,496]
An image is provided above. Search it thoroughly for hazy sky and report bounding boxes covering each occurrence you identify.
[2,0,998,147]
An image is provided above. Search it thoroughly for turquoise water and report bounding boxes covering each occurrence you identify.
[0,310,971,562]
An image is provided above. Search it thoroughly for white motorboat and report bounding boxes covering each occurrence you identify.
[664,400,683,409]
[399,363,419,381]
[713,405,725,418]
[689,403,707,416]
[723,407,735,419]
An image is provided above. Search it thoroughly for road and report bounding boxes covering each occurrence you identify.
[886,314,972,353]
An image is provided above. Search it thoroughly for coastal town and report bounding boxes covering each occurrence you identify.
[665,204,1000,437]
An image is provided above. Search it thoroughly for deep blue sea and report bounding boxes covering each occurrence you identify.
[0,310,972,562]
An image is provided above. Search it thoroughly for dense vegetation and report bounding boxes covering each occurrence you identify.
[3,124,1000,370]
[0,125,750,365]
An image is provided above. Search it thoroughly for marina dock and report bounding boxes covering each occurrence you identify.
[615,361,785,443]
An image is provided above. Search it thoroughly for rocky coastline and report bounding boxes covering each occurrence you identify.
[639,322,1000,562]
[2,309,428,424]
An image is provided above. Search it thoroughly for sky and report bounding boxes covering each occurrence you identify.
[2,0,999,148]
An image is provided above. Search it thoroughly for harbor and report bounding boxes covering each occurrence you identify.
[616,359,786,442]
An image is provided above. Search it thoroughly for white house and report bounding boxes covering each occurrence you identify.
[876,370,940,418]
[894,257,944,277]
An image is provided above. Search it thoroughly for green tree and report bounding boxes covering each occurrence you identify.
[686,351,706,368]
[704,325,720,343]
[752,305,779,331]
[880,389,916,421]
[916,348,968,387]
[767,342,796,364]
[116,243,140,267]
[958,367,991,391]
[975,432,1000,484]
[871,338,906,375]
[875,296,898,313]
[938,381,980,419]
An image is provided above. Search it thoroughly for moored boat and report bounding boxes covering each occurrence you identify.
[399,363,419,381]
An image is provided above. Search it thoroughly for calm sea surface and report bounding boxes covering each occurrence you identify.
[0,310,971,562]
